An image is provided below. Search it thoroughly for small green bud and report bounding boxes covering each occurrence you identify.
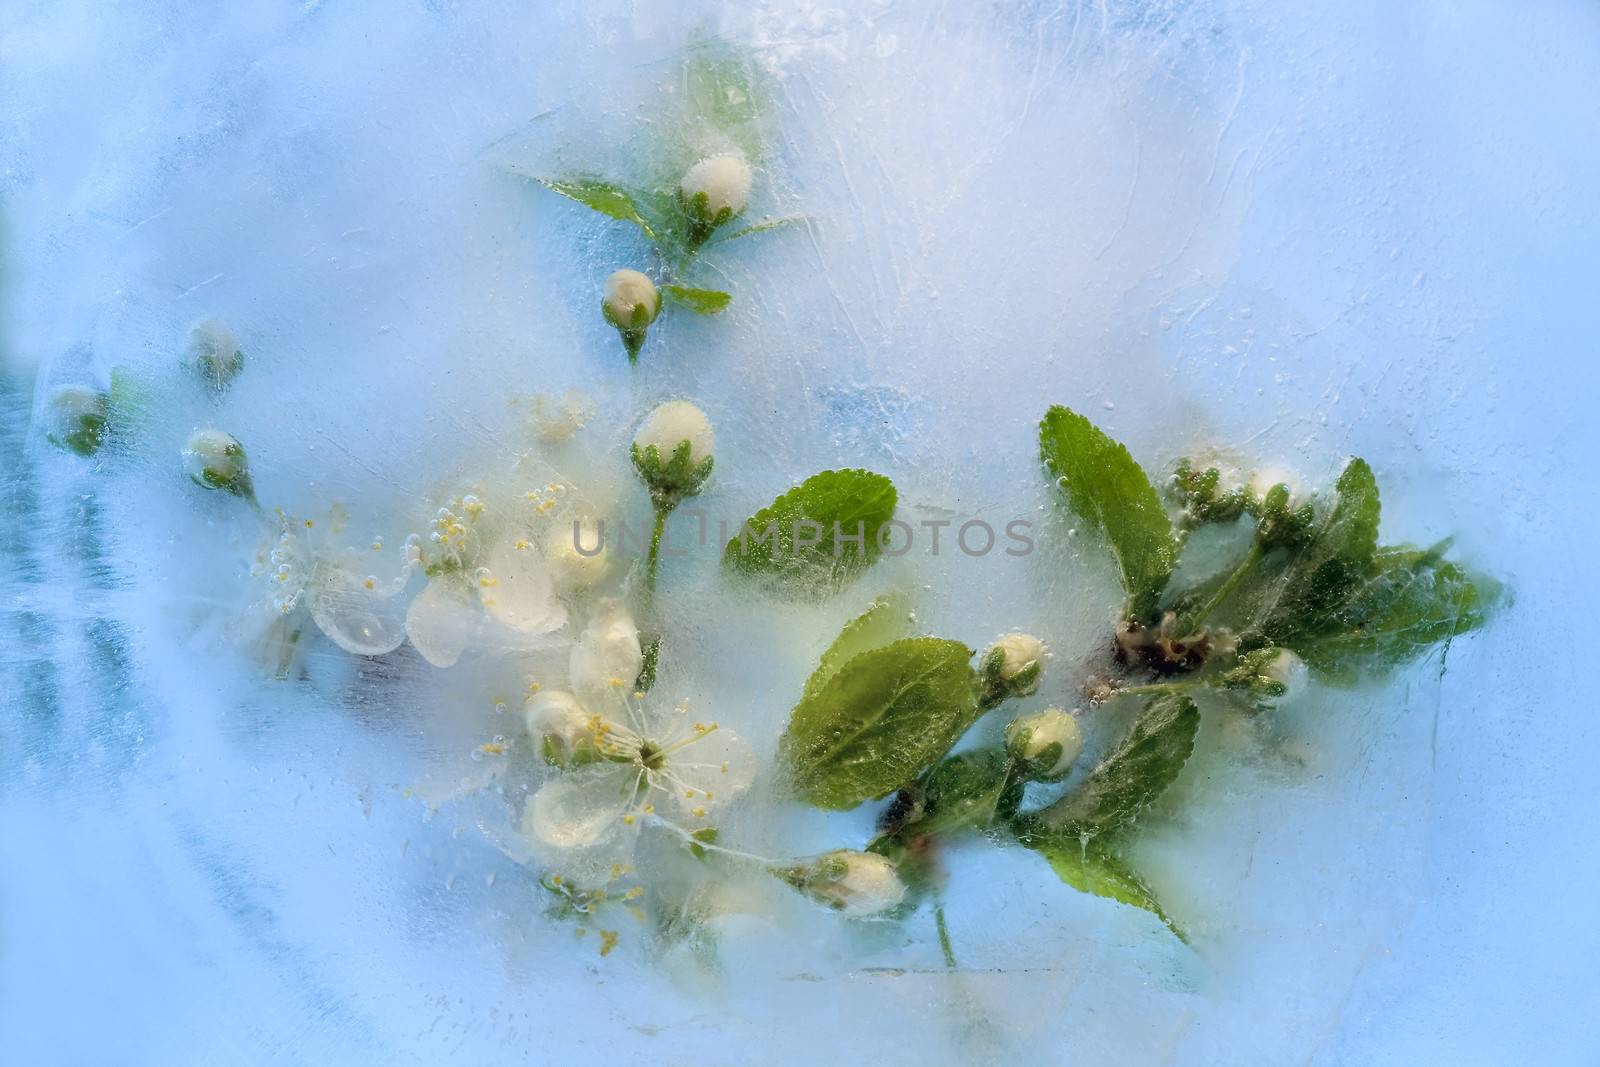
[182,428,254,499]
[1218,647,1305,711]
[1004,707,1083,781]
[45,385,109,456]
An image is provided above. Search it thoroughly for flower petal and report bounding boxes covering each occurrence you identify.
[569,599,643,703]
[663,726,757,810]
[405,576,480,668]
[309,565,408,656]
[523,763,640,851]
[478,540,566,636]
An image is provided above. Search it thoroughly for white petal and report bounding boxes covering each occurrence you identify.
[308,566,408,656]
[569,600,643,702]
[405,577,479,668]
[663,726,757,809]
[523,764,640,851]
[478,540,567,636]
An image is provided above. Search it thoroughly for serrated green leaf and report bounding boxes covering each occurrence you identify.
[662,284,732,315]
[804,594,913,701]
[1032,837,1184,940]
[1288,542,1502,683]
[723,469,897,597]
[780,637,981,810]
[1032,693,1199,837]
[535,177,656,239]
[1250,458,1381,641]
[1040,406,1176,619]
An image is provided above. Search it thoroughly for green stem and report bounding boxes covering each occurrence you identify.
[646,505,669,596]
[1111,680,1204,700]
[1184,541,1264,633]
[934,902,957,970]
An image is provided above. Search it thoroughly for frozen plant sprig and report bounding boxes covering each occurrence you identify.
[630,401,714,595]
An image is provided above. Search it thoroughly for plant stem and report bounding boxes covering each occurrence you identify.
[934,902,957,970]
[1185,541,1264,633]
[1111,680,1203,700]
[646,505,669,596]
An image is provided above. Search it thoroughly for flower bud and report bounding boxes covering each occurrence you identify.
[1004,707,1083,782]
[185,318,244,392]
[631,401,714,507]
[600,270,661,362]
[1249,465,1306,506]
[679,155,752,237]
[784,850,906,918]
[45,385,109,456]
[1218,646,1306,711]
[545,517,610,592]
[524,690,598,768]
[182,428,254,498]
[980,632,1046,704]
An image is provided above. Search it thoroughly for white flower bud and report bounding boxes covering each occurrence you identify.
[524,690,595,767]
[798,850,906,918]
[1005,707,1083,781]
[984,632,1046,698]
[634,401,714,467]
[569,599,644,702]
[46,385,109,456]
[544,517,609,592]
[679,154,752,223]
[182,428,253,497]
[1260,648,1305,689]
[186,318,243,391]
[601,269,661,333]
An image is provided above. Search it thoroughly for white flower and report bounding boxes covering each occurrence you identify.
[544,517,609,593]
[183,428,253,497]
[45,385,108,456]
[246,508,410,667]
[1004,707,1083,782]
[601,269,661,332]
[634,401,714,467]
[790,850,906,918]
[186,318,243,391]
[679,154,752,223]
[529,390,593,443]
[403,496,568,668]
[568,598,643,704]
[521,690,756,858]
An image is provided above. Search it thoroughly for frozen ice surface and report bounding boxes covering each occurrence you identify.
[2,1,1598,1063]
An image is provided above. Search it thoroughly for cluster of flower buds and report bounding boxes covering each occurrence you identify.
[779,849,906,918]
[1172,457,1252,528]
[978,632,1046,707]
[1003,707,1083,782]
[182,428,255,500]
[600,269,662,363]
[630,401,715,510]
[1217,647,1305,712]
[1251,479,1316,549]
[45,385,109,457]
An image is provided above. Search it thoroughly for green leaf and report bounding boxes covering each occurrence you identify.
[1032,693,1199,837]
[1288,542,1502,683]
[535,177,656,240]
[780,637,981,810]
[723,469,897,597]
[804,594,913,701]
[1040,406,1177,619]
[661,284,732,315]
[1251,458,1382,642]
[1032,837,1185,940]
[709,217,806,244]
